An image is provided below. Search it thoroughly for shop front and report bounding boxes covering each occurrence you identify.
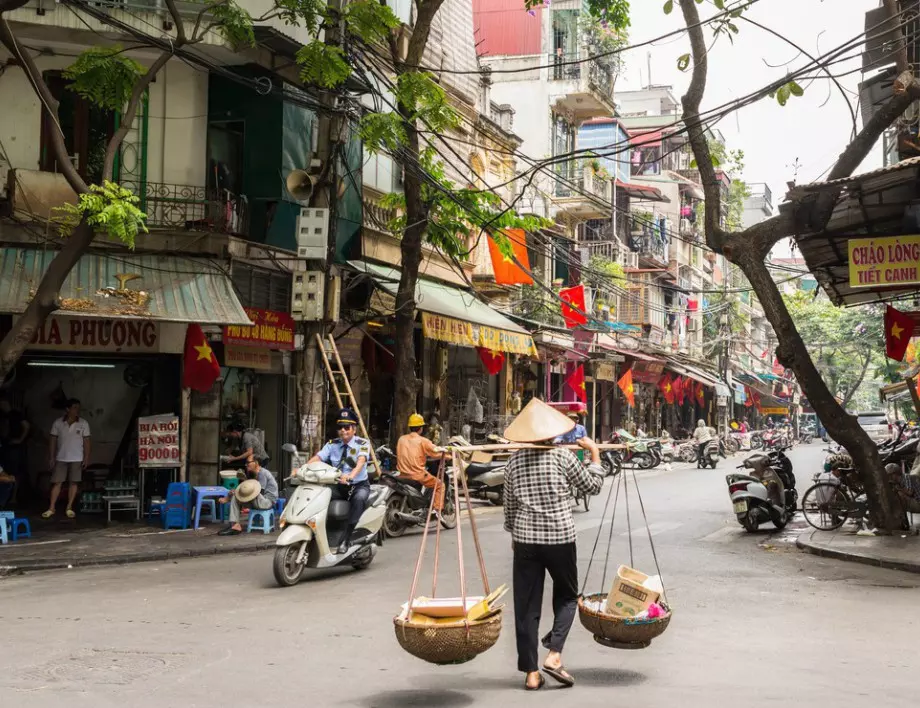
[344,261,538,444]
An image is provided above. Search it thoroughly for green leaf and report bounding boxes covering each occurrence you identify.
[714,0,725,8]
[788,80,804,97]
[296,42,352,88]
[345,0,401,41]
[690,158,698,169]
[663,0,673,14]
[63,46,145,111]
[358,112,407,154]
[206,0,256,46]
[53,181,147,247]
[677,53,691,72]
[775,84,791,106]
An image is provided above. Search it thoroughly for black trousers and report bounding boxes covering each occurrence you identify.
[334,480,371,527]
[512,542,579,673]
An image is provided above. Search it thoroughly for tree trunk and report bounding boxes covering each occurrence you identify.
[735,249,903,532]
[0,220,94,380]
[390,119,426,447]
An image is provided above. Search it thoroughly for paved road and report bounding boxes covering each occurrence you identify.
[2,442,917,707]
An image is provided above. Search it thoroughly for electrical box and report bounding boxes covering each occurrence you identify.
[295,208,329,261]
[292,270,324,321]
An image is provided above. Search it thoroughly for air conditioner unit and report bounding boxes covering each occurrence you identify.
[295,208,329,261]
[622,251,639,269]
[291,270,325,321]
[679,218,692,235]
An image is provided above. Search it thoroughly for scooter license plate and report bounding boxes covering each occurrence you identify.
[733,501,748,514]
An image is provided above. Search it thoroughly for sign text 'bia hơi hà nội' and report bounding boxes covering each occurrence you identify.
[137,413,180,468]
[223,308,296,350]
[849,235,920,288]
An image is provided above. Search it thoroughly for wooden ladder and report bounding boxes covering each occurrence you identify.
[315,333,381,477]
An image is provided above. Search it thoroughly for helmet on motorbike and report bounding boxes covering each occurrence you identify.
[408,413,425,428]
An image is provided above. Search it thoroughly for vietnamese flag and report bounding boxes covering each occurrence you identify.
[695,382,705,407]
[566,364,588,404]
[684,376,695,403]
[673,375,684,404]
[744,385,754,408]
[477,347,505,375]
[183,324,221,392]
[487,228,534,286]
[884,305,915,361]
[559,284,589,329]
[618,368,636,407]
[750,389,762,411]
[658,373,676,404]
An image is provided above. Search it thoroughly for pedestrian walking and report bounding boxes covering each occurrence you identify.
[501,398,604,691]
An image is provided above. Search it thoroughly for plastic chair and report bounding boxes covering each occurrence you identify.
[198,499,218,524]
[247,509,274,534]
[162,482,191,530]
[148,500,166,519]
[9,518,31,540]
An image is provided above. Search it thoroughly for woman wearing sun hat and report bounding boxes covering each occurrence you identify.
[502,398,604,691]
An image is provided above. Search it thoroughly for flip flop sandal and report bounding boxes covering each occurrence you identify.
[41,510,54,519]
[542,665,575,687]
[525,674,545,691]
[65,510,76,519]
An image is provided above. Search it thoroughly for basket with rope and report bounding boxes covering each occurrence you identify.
[577,463,673,649]
[394,453,503,665]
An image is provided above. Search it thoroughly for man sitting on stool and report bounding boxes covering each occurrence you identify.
[218,456,278,536]
[308,408,371,554]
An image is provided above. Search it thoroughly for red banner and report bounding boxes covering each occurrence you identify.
[224,308,295,351]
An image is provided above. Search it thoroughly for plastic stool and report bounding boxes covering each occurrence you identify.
[9,518,31,540]
[0,519,7,545]
[198,499,218,524]
[247,509,274,534]
[274,498,286,517]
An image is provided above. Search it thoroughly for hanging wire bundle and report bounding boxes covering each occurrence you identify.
[577,464,673,650]
[394,452,503,665]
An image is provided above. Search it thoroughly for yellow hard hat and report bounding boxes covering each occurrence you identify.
[408,413,425,428]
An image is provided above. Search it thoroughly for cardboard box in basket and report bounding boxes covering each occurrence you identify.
[605,565,662,617]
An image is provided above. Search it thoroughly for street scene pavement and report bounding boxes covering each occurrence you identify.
[2,442,918,708]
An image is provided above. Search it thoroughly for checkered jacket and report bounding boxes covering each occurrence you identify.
[503,447,604,545]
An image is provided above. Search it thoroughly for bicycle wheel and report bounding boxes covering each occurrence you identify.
[801,482,851,531]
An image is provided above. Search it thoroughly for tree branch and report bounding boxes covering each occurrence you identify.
[0,18,88,195]
[404,0,444,68]
[164,0,187,44]
[101,49,174,181]
[883,0,910,74]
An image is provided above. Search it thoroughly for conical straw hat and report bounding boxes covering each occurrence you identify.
[235,478,262,503]
[503,398,576,443]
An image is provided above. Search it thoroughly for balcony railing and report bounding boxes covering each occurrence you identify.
[140,182,249,235]
[554,166,612,203]
[580,240,620,262]
[548,53,614,100]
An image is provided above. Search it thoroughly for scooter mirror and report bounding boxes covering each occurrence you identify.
[282,443,298,454]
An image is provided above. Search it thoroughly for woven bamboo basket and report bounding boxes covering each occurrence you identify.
[578,594,671,649]
[393,611,503,665]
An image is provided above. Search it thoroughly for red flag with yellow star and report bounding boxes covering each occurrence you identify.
[673,375,685,404]
[566,364,588,404]
[885,305,915,361]
[618,368,636,407]
[695,382,706,407]
[183,324,221,392]
[658,373,676,404]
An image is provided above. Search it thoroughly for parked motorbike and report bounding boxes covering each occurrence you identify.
[608,429,656,469]
[726,451,798,532]
[273,444,391,587]
[451,435,507,505]
[374,446,458,538]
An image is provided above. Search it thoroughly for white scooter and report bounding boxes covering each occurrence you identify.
[273,443,391,587]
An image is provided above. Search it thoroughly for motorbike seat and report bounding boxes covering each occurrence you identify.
[367,486,386,507]
[465,461,503,477]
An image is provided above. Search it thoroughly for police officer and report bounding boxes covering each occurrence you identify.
[308,408,371,554]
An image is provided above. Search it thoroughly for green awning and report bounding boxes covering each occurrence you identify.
[0,248,252,325]
[348,260,537,355]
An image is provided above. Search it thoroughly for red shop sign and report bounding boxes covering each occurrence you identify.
[631,361,665,384]
[223,308,295,351]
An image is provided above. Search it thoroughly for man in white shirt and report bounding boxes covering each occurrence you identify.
[44,398,91,519]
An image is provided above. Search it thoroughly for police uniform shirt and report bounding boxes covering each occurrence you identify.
[317,436,370,483]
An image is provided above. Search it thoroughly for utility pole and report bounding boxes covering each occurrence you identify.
[297,0,345,454]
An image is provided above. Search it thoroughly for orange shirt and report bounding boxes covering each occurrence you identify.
[396,432,439,478]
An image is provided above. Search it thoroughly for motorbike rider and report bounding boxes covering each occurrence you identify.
[308,408,371,554]
[693,419,713,461]
[396,413,446,512]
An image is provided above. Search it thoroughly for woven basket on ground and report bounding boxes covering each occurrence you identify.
[393,611,503,665]
[577,594,671,649]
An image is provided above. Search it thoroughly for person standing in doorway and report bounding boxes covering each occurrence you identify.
[44,398,91,519]
[502,398,604,691]
[0,393,30,504]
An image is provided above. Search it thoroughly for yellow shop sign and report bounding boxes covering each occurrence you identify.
[421,312,538,356]
[848,235,920,288]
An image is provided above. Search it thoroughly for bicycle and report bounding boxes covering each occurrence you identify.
[801,467,870,531]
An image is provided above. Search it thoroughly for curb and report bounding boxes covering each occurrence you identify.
[795,531,920,575]
[0,540,277,577]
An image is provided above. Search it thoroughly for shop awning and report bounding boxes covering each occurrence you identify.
[665,357,726,391]
[596,340,663,364]
[628,129,665,147]
[347,260,538,356]
[615,180,670,203]
[0,248,252,325]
